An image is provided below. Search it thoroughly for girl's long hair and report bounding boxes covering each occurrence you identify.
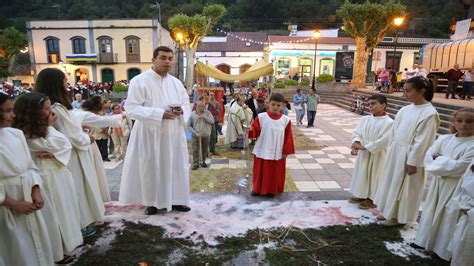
[0,92,11,123]
[12,92,49,139]
[34,68,73,110]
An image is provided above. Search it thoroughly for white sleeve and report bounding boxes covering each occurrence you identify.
[407,115,439,167]
[28,127,72,167]
[53,105,91,151]
[124,78,165,122]
[426,143,474,178]
[351,117,365,144]
[365,121,393,153]
[82,111,122,128]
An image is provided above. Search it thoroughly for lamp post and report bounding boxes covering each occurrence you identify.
[311,30,320,90]
[176,32,184,80]
[392,17,404,71]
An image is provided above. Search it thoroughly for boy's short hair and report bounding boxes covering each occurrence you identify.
[153,46,173,58]
[367,94,388,105]
[269,93,285,103]
[198,95,206,101]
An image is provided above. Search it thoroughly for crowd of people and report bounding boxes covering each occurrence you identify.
[1,44,473,265]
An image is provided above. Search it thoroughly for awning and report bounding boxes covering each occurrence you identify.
[66,54,97,62]
[195,60,273,82]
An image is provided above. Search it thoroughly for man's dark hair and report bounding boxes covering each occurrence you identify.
[153,46,173,58]
[270,93,285,103]
[81,95,103,113]
[368,94,388,106]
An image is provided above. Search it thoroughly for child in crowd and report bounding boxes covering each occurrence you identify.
[249,93,295,198]
[0,92,55,266]
[374,76,440,226]
[13,92,84,264]
[349,95,393,209]
[188,97,214,170]
[414,108,474,261]
[446,160,474,265]
[34,68,103,236]
[110,103,132,161]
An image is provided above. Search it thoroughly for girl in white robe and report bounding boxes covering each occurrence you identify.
[34,68,103,235]
[414,108,474,261]
[374,76,440,226]
[12,93,83,263]
[0,93,54,266]
[447,161,474,265]
[349,95,393,209]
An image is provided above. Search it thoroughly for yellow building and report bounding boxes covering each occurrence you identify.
[26,19,175,84]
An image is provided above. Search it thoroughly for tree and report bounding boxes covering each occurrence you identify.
[168,4,226,88]
[0,27,28,79]
[337,1,406,88]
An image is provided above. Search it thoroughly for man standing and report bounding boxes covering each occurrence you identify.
[245,89,259,119]
[72,93,83,109]
[306,89,320,128]
[119,46,192,215]
[446,64,464,99]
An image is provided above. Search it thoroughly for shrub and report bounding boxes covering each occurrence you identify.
[274,82,286,89]
[113,83,128,92]
[299,79,310,86]
[284,79,298,86]
[258,83,268,89]
[317,74,334,83]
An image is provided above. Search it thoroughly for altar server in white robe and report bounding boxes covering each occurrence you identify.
[119,46,192,215]
[374,77,440,226]
[0,93,54,266]
[34,68,102,236]
[13,93,84,263]
[447,160,474,265]
[349,94,393,209]
[414,108,474,260]
[74,95,123,202]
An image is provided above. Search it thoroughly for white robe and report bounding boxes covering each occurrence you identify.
[52,103,105,227]
[349,114,393,199]
[73,109,122,202]
[119,69,191,210]
[0,128,54,266]
[27,126,83,254]
[374,103,439,223]
[446,160,474,265]
[414,134,474,260]
[225,103,253,144]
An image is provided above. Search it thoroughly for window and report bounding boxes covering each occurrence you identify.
[276,58,290,76]
[319,58,335,76]
[98,36,113,53]
[124,36,140,63]
[45,37,60,63]
[126,37,139,54]
[71,37,86,54]
[299,58,312,78]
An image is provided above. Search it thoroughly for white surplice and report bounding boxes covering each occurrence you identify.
[349,114,393,199]
[52,103,105,227]
[27,126,83,254]
[374,103,439,224]
[447,160,474,265]
[0,128,54,266]
[119,69,191,210]
[414,134,474,260]
[225,103,253,144]
[73,109,122,202]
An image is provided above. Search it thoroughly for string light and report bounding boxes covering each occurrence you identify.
[216,28,318,45]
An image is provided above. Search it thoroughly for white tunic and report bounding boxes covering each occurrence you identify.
[0,128,54,266]
[374,103,439,223]
[225,103,253,144]
[446,159,474,265]
[52,103,105,227]
[414,135,474,260]
[349,114,393,199]
[252,112,290,160]
[119,69,191,210]
[27,126,83,254]
[73,109,122,202]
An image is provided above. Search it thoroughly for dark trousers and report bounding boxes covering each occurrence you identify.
[209,122,218,153]
[192,135,210,165]
[96,139,109,160]
[447,81,459,98]
[461,82,472,99]
[307,110,316,127]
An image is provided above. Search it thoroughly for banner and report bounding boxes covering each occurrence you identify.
[335,52,354,80]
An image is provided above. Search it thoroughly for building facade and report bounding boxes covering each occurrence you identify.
[27,19,175,84]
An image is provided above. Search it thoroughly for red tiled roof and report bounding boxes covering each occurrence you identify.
[198,32,267,52]
[267,35,355,44]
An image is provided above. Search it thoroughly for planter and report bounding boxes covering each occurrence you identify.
[276,82,352,94]
[111,91,128,100]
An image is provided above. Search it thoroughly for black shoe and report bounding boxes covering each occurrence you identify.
[445,95,449,99]
[451,97,457,99]
[55,255,74,264]
[191,164,199,170]
[251,191,260,197]
[409,242,424,250]
[145,206,158,215]
[103,158,111,162]
[200,162,208,168]
[172,205,191,212]
[265,193,274,198]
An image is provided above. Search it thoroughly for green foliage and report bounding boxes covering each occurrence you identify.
[284,79,297,86]
[0,27,27,78]
[299,79,310,86]
[274,82,285,89]
[112,83,128,92]
[317,74,334,83]
[258,82,267,89]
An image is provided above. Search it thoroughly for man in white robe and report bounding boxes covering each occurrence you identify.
[119,46,191,215]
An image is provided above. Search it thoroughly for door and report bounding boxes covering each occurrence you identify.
[101,68,114,83]
[239,64,251,87]
[127,68,141,80]
[385,51,402,72]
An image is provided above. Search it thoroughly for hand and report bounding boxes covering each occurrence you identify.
[242,104,248,109]
[9,199,38,215]
[122,113,127,119]
[48,111,57,126]
[171,107,183,116]
[36,151,54,159]
[163,111,177,120]
[197,133,203,139]
[82,125,92,134]
[31,186,44,210]
[407,165,417,175]
[89,134,95,144]
[350,148,359,156]
[351,141,363,150]
[432,153,441,160]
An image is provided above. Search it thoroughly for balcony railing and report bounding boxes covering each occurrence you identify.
[126,53,140,63]
[98,53,118,64]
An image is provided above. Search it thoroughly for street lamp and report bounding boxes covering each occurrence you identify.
[175,33,184,80]
[392,17,404,71]
[311,30,320,90]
